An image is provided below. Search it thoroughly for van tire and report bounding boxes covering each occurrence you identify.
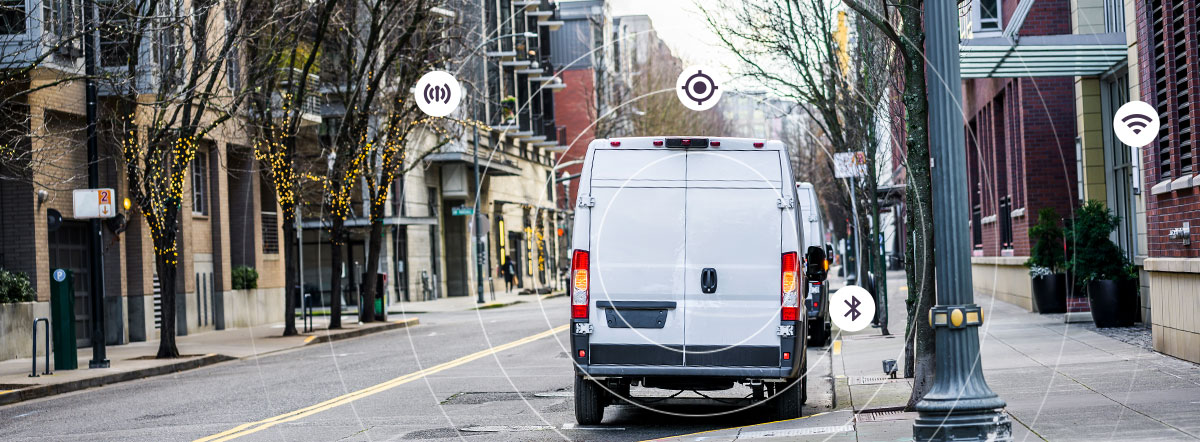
[774,377,804,420]
[574,375,605,425]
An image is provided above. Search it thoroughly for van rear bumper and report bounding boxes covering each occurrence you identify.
[577,364,793,379]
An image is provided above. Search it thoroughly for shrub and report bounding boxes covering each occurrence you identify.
[0,268,35,303]
[232,266,259,290]
[1065,200,1130,285]
[1026,208,1066,275]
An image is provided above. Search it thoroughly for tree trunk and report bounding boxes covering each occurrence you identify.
[329,217,344,329]
[359,218,384,323]
[281,212,299,336]
[155,230,181,359]
[899,0,935,411]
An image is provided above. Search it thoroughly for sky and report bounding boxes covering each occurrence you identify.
[605,0,740,73]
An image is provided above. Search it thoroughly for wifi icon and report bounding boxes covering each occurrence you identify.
[1121,113,1152,134]
[1113,101,1159,147]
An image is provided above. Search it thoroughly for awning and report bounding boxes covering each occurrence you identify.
[424,151,522,176]
[960,33,1127,78]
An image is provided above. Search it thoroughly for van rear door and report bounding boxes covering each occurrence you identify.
[586,149,687,366]
[684,150,785,367]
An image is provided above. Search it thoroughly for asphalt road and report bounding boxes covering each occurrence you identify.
[0,297,835,441]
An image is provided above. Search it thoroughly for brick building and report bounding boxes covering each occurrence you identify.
[1135,0,1200,364]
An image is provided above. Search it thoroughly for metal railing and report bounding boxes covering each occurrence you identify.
[30,318,51,377]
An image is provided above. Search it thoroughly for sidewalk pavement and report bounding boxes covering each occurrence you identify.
[660,272,1200,441]
[0,287,562,407]
[388,285,565,314]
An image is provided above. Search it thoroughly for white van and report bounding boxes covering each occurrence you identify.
[569,137,822,424]
[797,183,831,346]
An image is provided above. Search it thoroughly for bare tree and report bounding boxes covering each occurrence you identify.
[843,0,937,408]
[243,0,340,336]
[628,41,729,136]
[108,0,249,358]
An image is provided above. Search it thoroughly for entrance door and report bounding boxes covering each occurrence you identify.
[443,202,470,296]
[1102,74,1138,260]
[194,260,215,329]
[683,151,783,365]
[49,220,92,347]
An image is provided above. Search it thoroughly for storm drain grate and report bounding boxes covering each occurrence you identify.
[732,425,855,439]
[856,407,916,423]
[849,375,890,385]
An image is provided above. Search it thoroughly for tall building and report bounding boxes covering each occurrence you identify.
[1135,0,1200,364]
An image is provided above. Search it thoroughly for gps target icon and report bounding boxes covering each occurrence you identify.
[676,65,723,111]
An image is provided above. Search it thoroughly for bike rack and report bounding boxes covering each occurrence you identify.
[30,317,51,377]
[302,294,314,333]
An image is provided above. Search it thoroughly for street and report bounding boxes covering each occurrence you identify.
[0,297,835,441]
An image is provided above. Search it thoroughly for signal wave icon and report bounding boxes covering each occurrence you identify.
[423,83,452,105]
[414,71,461,117]
[1113,101,1159,147]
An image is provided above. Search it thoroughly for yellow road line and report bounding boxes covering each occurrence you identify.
[832,340,842,355]
[303,336,316,344]
[195,324,568,442]
[0,390,13,396]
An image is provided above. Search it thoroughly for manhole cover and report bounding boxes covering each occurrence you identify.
[533,391,573,398]
[460,425,554,433]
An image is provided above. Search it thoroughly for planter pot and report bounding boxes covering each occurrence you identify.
[1031,273,1067,313]
[1120,279,1140,324]
[1087,279,1133,328]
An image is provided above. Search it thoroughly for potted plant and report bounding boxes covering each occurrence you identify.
[1026,208,1067,313]
[500,96,517,124]
[1065,200,1134,327]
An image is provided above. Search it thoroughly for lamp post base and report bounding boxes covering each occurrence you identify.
[913,410,1012,442]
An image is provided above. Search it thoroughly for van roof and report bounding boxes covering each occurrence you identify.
[797,182,815,190]
[593,137,785,151]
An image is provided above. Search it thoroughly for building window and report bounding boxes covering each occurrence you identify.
[224,0,240,92]
[44,0,82,48]
[98,0,134,67]
[974,0,1002,33]
[192,150,209,215]
[1147,0,1197,183]
[260,173,279,254]
[1,0,26,34]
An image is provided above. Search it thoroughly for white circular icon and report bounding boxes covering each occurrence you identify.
[829,285,875,332]
[414,71,461,117]
[676,65,724,111]
[53,269,66,282]
[1113,101,1159,147]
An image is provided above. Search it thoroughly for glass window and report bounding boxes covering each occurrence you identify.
[977,0,1002,32]
[192,150,209,215]
[1,0,26,35]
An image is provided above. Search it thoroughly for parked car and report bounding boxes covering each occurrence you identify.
[797,182,831,346]
[568,137,814,424]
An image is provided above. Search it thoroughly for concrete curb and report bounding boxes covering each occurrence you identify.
[0,353,235,407]
[0,317,420,407]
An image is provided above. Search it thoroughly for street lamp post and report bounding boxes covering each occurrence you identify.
[471,32,537,304]
[913,1,1011,441]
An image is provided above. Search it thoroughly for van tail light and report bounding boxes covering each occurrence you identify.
[610,141,621,147]
[781,252,799,321]
[571,250,590,319]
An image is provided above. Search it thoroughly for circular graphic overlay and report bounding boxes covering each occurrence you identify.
[1113,100,1159,147]
[675,65,724,111]
[414,71,462,117]
[829,285,875,332]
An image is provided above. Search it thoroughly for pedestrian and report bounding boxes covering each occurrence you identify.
[502,260,516,292]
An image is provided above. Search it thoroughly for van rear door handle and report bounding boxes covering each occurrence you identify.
[701,268,717,293]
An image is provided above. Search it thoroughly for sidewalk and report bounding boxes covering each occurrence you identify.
[388,285,565,314]
[660,273,1200,441]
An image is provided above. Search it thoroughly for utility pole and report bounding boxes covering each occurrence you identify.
[848,178,861,285]
[472,41,485,305]
[84,0,109,369]
[913,1,1010,440]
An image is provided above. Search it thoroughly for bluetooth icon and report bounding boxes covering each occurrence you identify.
[831,285,874,332]
[845,296,862,321]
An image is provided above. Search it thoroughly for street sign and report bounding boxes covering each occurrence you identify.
[833,152,868,178]
[72,188,117,219]
[451,205,474,216]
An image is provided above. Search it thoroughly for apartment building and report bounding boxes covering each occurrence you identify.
[0,0,286,359]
